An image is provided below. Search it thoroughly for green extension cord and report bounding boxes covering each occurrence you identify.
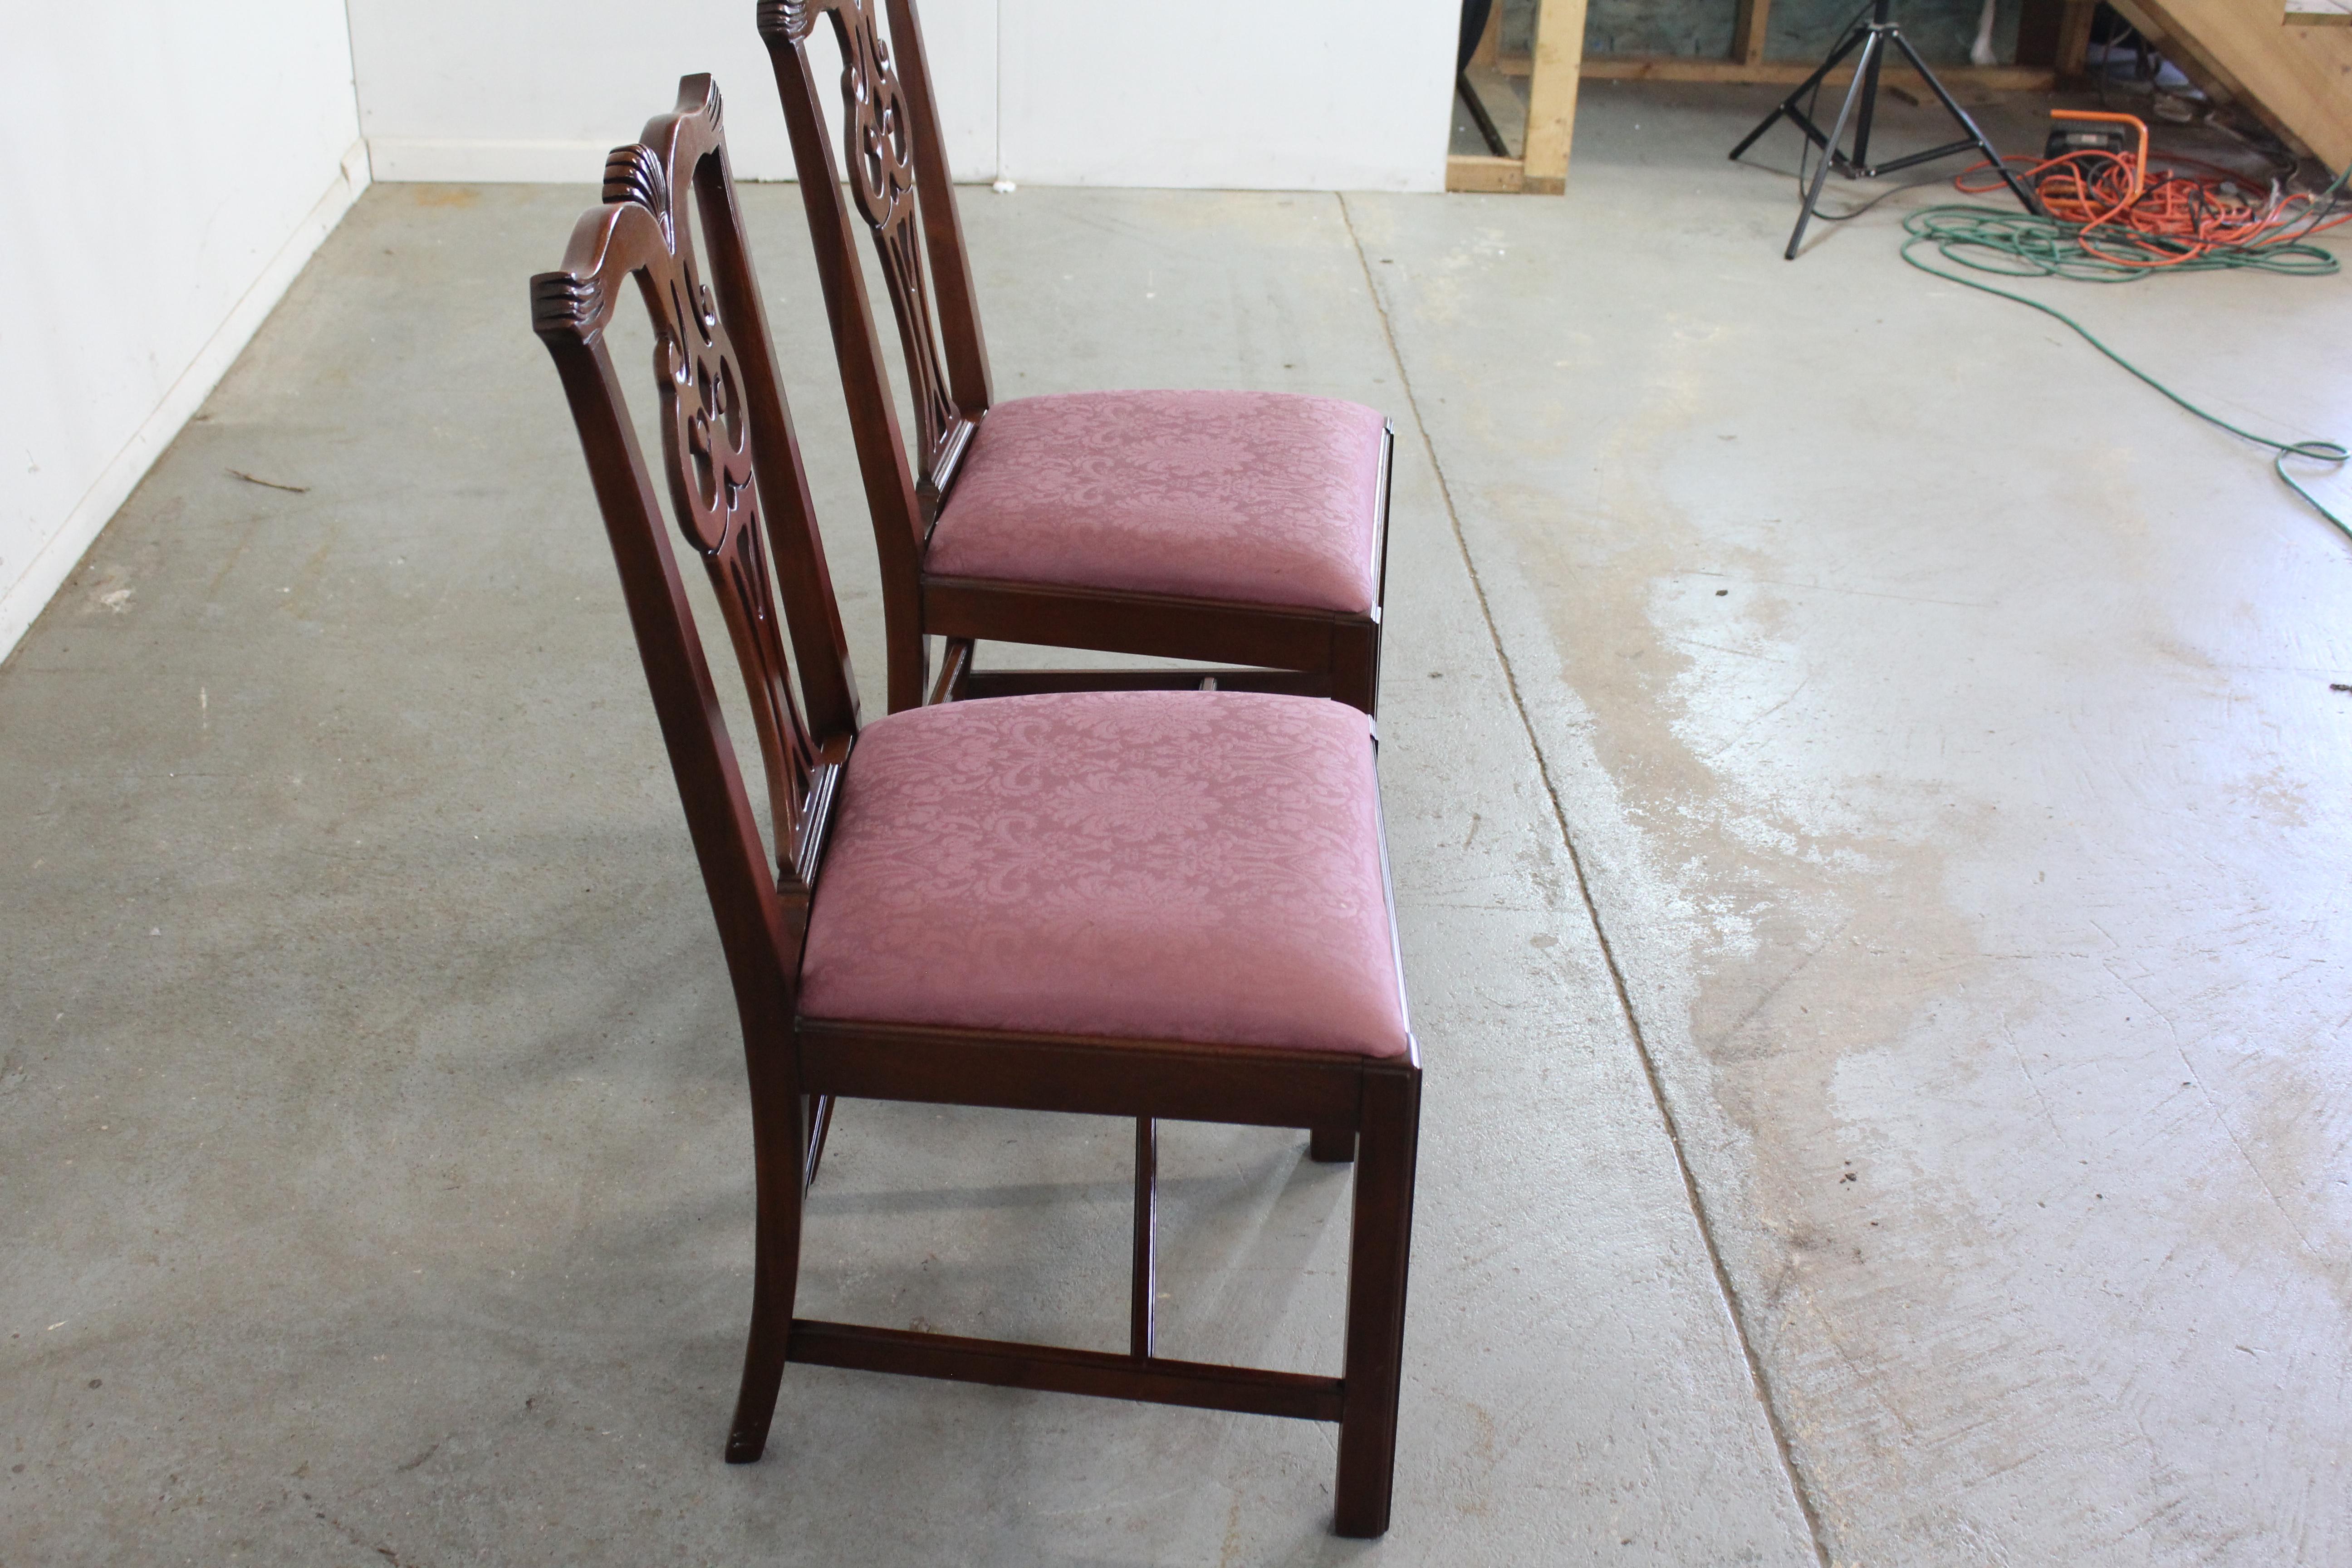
[1896,197,2350,540]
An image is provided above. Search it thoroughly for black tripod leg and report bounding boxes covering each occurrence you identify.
[1728,103,1791,163]
[1730,24,1869,162]
[1888,30,2044,216]
[1852,27,1889,169]
[1786,31,1882,259]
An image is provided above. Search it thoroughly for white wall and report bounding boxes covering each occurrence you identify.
[0,1,367,663]
[344,0,1001,184]
[343,0,1451,192]
[999,0,1454,191]
[0,0,1450,656]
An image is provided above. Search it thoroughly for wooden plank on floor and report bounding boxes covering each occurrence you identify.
[1446,153,1527,193]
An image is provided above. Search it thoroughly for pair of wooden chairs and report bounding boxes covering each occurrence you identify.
[529,1,1416,1538]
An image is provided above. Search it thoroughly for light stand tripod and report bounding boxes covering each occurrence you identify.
[1730,0,2042,259]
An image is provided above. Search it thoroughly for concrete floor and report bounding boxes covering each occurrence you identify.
[4,85,2348,1566]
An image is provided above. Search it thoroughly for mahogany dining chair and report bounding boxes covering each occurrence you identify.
[757,0,1394,717]
[529,76,1421,1537]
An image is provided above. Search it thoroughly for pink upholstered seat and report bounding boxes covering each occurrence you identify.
[925,391,1388,615]
[799,691,1410,1058]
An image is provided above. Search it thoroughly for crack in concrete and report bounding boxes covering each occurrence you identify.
[1335,190,1834,1568]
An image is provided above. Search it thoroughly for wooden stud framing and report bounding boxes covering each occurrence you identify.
[1732,0,1774,66]
[1447,0,1587,193]
[2017,0,2098,74]
[2056,0,2100,78]
[1522,0,1589,191]
[1452,0,2081,191]
[1579,56,2055,87]
[1444,154,1527,194]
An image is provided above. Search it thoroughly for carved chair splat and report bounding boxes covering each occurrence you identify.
[759,0,1393,718]
[533,76,1421,1539]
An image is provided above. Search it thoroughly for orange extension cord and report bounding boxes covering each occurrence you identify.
[1899,113,2350,537]
[1951,112,2352,270]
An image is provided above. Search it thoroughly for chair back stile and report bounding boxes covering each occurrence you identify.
[530,76,857,1034]
[876,0,992,417]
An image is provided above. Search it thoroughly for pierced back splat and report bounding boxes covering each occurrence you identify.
[637,148,823,873]
[839,5,961,474]
[760,0,993,516]
[531,76,858,1019]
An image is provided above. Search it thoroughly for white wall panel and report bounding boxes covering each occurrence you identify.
[997,0,1454,191]
[0,0,1451,664]
[346,0,1001,184]
[0,1,366,662]
[346,1,1447,192]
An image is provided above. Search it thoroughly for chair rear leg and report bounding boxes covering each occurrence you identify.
[1131,1117,1158,1358]
[802,1093,835,1188]
[727,1055,809,1462]
[1309,1127,1357,1163]
[1333,1063,1420,1537]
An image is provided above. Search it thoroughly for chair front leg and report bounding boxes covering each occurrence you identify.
[727,1049,810,1462]
[1332,1062,1420,1537]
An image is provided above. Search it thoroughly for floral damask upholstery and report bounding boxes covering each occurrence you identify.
[799,691,1410,1058]
[924,391,1387,615]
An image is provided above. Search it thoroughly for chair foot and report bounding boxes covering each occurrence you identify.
[726,1056,806,1466]
[1309,1127,1356,1163]
[726,1291,789,1461]
[725,1278,792,1464]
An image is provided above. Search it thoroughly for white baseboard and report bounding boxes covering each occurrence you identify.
[0,140,373,667]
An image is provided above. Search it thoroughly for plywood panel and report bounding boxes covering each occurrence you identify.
[2121,0,2352,167]
[2284,0,2352,25]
